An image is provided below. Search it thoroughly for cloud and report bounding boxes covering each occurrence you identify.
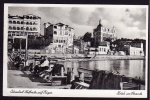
[127,8,145,16]
[133,21,140,26]
[87,8,146,39]
[69,7,96,25]
[139,30,146,39]
[72,24,94,37]
[8,6,147,39]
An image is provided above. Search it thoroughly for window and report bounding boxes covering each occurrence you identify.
[21,27,23,30]
[33,17,36,19]
[8,31,11,36]
[26,27,29,30]
[26,16,29,19]
[104,48,106,52]
[58,45,61,47]
[17,21,20,24]
[33,27,37,31]
[21,21,23,24]
[99,48,101,51]
[30,28,32,31]
[17,27,20,30]
[30,16,33,19]
[9,20,12,24]
[13,21,16,24]
[54,26,57,29]
[30,22,32,25]
[33,22,37,25]
[54,31,57,34]
[9,26,12,30]
[13,27,16,30]
[59,40,61,43]
[26,22,29,25]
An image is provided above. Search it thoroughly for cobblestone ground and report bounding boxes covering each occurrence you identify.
[7,70,71,89]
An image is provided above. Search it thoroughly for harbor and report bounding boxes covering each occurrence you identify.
[7,53,145,90]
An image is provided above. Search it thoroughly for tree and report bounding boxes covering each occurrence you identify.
[83,32,92,42]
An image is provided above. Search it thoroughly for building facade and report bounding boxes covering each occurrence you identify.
[85,41,110,55]
[8,14,41,39]
[93,20,117,46]
[97,42,110,55]
[129,43,144,56]
[44,22,74,54]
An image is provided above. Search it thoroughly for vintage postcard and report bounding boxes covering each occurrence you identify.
[3,4,148,98]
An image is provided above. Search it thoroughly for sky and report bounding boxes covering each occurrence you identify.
[8,6,147,39]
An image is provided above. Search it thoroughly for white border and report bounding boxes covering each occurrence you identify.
[3,4,148,98]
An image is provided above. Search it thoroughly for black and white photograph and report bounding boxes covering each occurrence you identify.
[3,4,148,97]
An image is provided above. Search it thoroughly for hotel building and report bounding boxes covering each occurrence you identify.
[8,14,41,39]
[93,20,117,46]
[44,22,74,54]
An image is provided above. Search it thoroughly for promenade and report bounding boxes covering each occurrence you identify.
[7,70,71,89]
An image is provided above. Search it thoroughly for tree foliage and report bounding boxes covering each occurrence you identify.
[113,38,146,55]
[83,32,92,42]
[13,35,52,49]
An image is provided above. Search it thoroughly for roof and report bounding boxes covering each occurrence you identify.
[56,23,64,26]
[99,41,108,46]
[8,14,41,19]
[55,23,74,29]
[131,42,141,48]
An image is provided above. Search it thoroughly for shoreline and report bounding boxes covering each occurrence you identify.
[64,56,145,62]
[28,54,145,61]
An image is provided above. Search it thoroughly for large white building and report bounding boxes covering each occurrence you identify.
[85,41,110,55]
[8,14,41,39]
[129,43,144,56]
[44,22,74,54]
[93,20,117,46]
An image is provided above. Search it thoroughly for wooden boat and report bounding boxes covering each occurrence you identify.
[73,67,145,90]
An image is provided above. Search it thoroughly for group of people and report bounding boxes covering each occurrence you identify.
[13,53,66,80]
[14,53,25,70]
[33,56,50,75]
[32,55,65,76]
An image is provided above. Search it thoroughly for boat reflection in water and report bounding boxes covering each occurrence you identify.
[63,60,145,80]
